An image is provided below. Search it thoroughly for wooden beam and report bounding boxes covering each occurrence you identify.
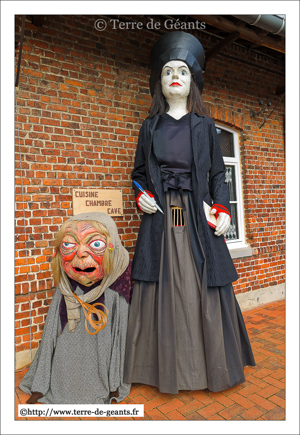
[206,31,240,61]
[191,15,285,53]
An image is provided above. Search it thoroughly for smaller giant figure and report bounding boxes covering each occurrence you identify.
[19,212,131,404]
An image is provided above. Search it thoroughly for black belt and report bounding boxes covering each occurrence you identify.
[161,170,191,211]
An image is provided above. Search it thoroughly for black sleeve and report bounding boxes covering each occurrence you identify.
[131,122,149,200]
[208,118,231,214]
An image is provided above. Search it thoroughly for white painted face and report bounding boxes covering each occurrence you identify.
[161,60,191,101]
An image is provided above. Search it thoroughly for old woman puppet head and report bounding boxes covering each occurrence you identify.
[52,212,130,334]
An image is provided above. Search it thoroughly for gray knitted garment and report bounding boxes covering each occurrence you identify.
[19,286,131,404]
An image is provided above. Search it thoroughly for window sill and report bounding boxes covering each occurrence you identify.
[228,245,253,259]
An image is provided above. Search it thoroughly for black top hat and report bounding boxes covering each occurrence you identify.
[149,31,205,96]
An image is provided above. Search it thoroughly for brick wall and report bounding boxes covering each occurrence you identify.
[15,15,285,355]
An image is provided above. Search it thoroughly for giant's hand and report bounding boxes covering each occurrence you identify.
[138,193,157,214]
[211,209,231,236]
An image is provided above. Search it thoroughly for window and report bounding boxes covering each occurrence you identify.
[216,124,247,250]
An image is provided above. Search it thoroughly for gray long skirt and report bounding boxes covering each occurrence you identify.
[124,191,255,394]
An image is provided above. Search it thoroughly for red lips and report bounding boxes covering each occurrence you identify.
[170,82,182,86]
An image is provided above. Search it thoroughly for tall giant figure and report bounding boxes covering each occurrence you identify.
[124,31,255,394]
[20,212,132,404]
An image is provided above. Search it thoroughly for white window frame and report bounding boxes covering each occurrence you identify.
[215,123,248,251]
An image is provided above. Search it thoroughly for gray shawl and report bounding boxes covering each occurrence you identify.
[58,212,129,332]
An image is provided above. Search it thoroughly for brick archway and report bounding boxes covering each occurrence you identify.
[205,103,244,130]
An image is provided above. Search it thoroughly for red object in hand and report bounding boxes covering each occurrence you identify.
[211,204,232,221]
[136,190,154,210]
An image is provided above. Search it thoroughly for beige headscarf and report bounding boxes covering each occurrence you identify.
[58,212,129,332]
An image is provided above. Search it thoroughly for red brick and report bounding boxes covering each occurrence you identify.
[177,399,203,416]
[197,402,225,419]
[240,405,266,420]
[174,391,194,404]
[262,376,285,390]
[218,403,245,420]
[166,410,187,420]
[65,78,83,87]
[15,387,31,404]
[143,397,166,411]
[136,385,159,401]
[207,414,226,420]
[276,390,285,400]
[257,385,280,398]
[146,408,169,420]
[127,386,140,399]
[244,374,269,388]
[157,391,178,402]
[131,395,147,404]
[252,368,274,378]
[227,392,255,409]
[222,384,243,396]
[244,366,257,375]
[208,391,236,407]
[158,398,185,414]
[190,390,214,405]
[268,369,285,380]
[247,393,276,411]
[186,411,207,420]
[15,326,37,336]
[260,406,285,420]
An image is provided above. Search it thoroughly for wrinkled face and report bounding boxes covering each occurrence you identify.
[161,60,191,101]
[60,221,107,286]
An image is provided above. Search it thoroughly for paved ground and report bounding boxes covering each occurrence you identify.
[15,300,285,421]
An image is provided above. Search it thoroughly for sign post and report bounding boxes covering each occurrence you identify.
[72,189,123,216]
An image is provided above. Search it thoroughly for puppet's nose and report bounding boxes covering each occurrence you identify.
[77,245,89,258]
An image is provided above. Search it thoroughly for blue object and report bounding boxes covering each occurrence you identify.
[133,180,164,214]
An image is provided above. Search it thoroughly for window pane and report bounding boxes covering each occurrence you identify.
[217,128,234,157]
[225,166,237,201]
[225,203,239,241]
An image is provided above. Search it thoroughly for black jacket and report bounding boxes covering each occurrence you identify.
[131,112,239,287]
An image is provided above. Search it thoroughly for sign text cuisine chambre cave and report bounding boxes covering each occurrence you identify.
[72,189,123,216]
